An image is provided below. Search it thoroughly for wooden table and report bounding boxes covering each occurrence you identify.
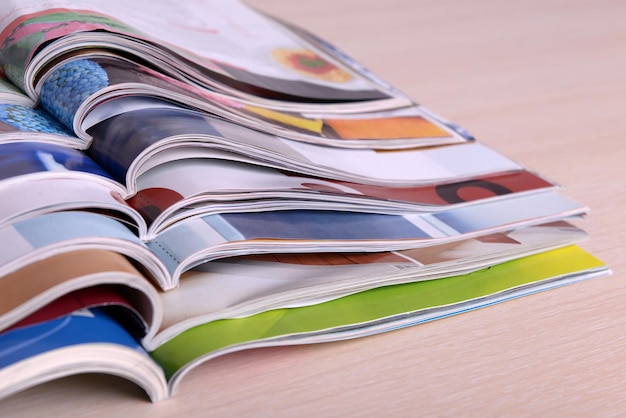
[2,0,625,415]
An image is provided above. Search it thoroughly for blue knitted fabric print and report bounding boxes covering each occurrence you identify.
[39,59,109,130]
[0,104,73,136]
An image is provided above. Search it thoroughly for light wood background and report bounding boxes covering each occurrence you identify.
[2,0,625,416]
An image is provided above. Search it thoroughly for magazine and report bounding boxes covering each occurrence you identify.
[0,0,609,405]
[0,246,608,402]
[36,55,468,149]
[0,218,591,338]
[0,136,560,242]
[0,0,405,106]
[80,96,517,193]
[0,190,589,290]
[0,0,475,152]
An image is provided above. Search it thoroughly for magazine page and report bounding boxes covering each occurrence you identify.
[131,157,555,235]
[0,211,170,290]
[0,308,167,402]
[38,56,465,149]
[144,221,589,349]
[147,191,587,284]
[0,140,124,193]
[0,103,78,147]
[0,71,79,145]
[86,101,521,192]
[0,0,403,107]
[0,74,35,106]
[6,287,143,335]
[136,139,521,190]
[134,159,551,209]
[0,178,145,234]
[150,246,607,393]
[0,248,160,339]
[38,55,237,137]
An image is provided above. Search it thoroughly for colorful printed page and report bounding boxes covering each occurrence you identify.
[0,141,144,229]
[147,190,587,282]
[0,248,160,338]
[0,141,122,191]
[151,245,608,391]
[0,0,399,105]
[0,211,170,290]
[6,287,142,334]
[0,103,77,147]
[0,74,77,144]
[0,308,167,402]
[39,56,466,149]
[145,221,589,349]
[131,157,554,233]
[87,101,520,192]
[0,178,145,234]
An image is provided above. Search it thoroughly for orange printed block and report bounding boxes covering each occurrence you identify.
[326,116,451,140]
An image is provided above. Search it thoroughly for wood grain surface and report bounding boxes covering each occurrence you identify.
[1,0,625,416]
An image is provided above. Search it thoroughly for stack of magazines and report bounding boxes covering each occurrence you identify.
[0,0,609,402]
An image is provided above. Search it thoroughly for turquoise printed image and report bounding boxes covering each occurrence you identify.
[0,104,72,136]
[39,59,109,129]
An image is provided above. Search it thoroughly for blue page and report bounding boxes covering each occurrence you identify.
[0,141,113,181]
[0,308,145,369]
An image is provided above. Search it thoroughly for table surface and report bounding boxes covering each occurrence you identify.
[2,0,625,416]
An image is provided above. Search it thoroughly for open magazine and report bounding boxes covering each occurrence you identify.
[0,0,404,106]
[0,246,609,402]
[85,97,504,190]
[0,0,473,150]
[38,56,467,150]
[0,191,589,290]
[0,220,592,340]
[0,0,609,404]
[0,137,562,242]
